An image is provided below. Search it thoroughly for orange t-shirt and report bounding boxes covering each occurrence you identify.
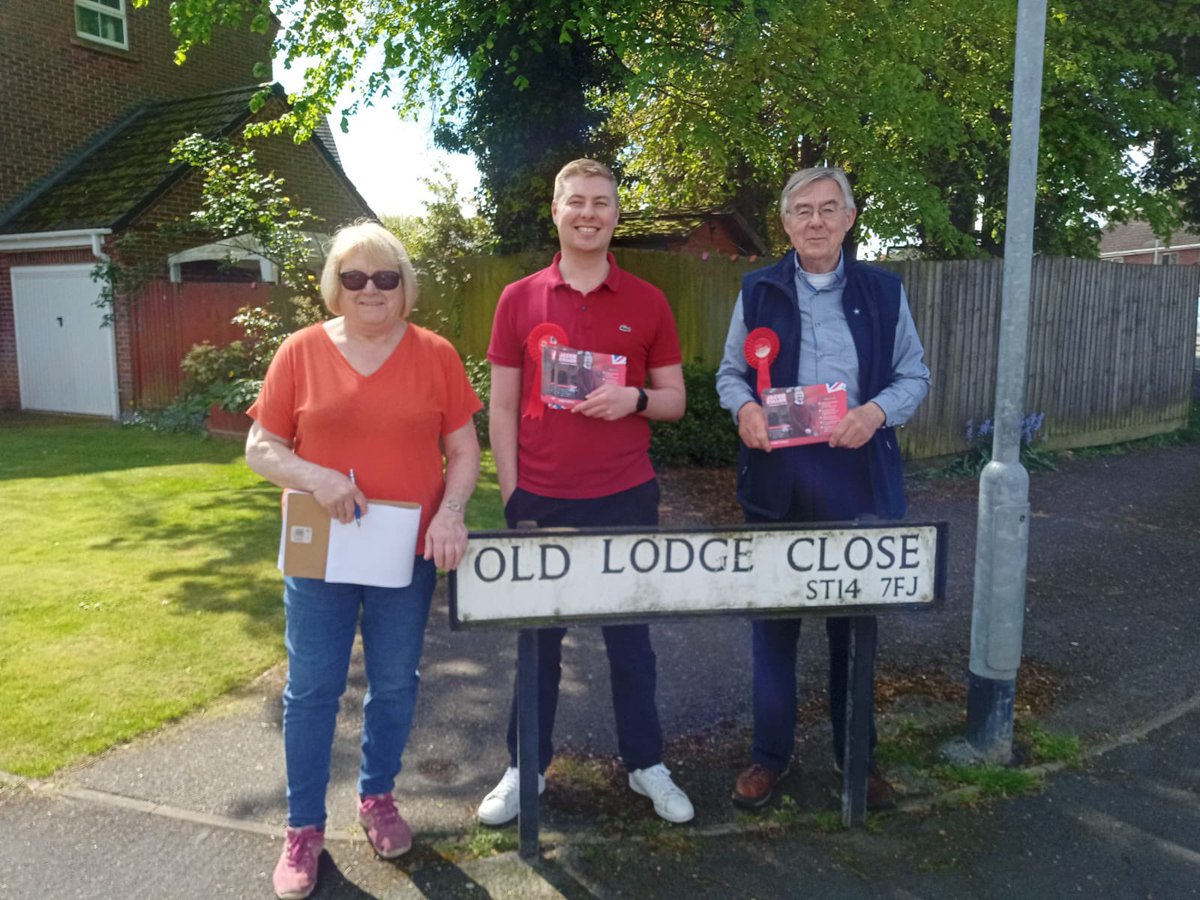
[248,322,482,551]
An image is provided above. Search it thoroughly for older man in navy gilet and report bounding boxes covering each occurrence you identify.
[716,167,930,811]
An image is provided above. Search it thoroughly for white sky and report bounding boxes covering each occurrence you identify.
[325,103,481,218]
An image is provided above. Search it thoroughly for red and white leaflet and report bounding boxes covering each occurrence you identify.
[761,382,848,447]
[540,345,628,409]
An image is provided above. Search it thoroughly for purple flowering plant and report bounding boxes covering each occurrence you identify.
[953,411,1055,475]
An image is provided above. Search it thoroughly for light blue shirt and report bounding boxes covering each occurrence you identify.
[716,253,930,426]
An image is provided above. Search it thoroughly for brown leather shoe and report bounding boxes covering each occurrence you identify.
[732,763,788,809]
[866,767,898,811]
[833,764,899,811]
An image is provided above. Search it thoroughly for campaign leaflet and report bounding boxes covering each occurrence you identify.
[540,345,628,409]
[762,382,848,447]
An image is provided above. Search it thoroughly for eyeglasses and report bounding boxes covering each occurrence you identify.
[784,202,846,222]
[339,269,402,291]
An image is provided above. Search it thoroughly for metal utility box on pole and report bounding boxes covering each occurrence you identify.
[965,0,1047,763]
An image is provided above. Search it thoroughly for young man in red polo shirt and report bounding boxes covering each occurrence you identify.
[479,158,694,825]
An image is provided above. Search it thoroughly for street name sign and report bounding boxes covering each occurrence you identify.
[450,521,947,628]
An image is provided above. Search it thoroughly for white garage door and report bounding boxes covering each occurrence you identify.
[12,264,119,417]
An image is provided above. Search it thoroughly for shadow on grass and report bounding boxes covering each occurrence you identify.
[86,477,285,637]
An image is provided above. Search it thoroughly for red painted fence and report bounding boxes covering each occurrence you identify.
[128,279,286,407]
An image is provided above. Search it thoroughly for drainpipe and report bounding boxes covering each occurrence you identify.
[91,232,109,262]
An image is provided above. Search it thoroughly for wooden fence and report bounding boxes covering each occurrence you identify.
[418,251,1199,461]
[128,279,289,408]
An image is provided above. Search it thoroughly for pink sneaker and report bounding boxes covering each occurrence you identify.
[272,825,323,900]
[358,793,413,858]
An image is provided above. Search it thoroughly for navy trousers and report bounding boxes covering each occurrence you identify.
[503,479,664,773]
[745,442,882,771]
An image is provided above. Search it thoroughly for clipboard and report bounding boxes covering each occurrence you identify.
[279,491,422,587]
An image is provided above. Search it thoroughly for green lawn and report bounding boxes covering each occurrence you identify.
[0,414,503,777]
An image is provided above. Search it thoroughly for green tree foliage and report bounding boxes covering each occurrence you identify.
[384,165,493,272]
[1038,2,1200,250]
[608,0,1018,257]
[428,0,624,251]
[612,0,1200,257]
[382,168,496,444]
[142,0,1199,257]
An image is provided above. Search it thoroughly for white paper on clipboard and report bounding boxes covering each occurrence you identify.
[325,502,422,588]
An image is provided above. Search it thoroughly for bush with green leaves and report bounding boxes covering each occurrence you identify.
[180,299,325,413]
[462,354,491,446]
[650,362,739,467]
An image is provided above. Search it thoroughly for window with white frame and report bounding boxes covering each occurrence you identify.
[1158,252,1180,266]
[76,0,127,49]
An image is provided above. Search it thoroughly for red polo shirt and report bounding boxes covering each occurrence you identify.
[487,253,682,498]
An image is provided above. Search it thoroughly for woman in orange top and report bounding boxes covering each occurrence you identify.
[246,221,481,900]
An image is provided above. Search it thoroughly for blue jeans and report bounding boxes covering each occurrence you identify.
[502,480,664,773]
[282,558,435,828]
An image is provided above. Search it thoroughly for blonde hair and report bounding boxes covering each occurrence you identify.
[553,158,617,202]
[319,220,418,318]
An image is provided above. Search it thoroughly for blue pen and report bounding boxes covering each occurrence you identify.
[349,469,361,527]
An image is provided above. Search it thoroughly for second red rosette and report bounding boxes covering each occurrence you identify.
[744,327,780,396]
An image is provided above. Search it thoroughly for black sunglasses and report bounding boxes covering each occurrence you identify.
[339,269,402,291]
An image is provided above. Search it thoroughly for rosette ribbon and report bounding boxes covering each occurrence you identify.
[524,322,570,418]
[743,327,780,396]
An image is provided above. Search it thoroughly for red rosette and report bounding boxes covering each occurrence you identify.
[524,323,570,418]
[744,327,780,396]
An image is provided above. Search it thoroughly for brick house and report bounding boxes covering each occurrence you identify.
[0,2,372,417]
[1099,221,1200,266]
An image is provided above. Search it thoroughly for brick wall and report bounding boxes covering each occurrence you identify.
[0,1,274,213]
[249,99,375,230]
[1119,249,1200,266]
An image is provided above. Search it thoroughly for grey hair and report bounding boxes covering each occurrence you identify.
[779,167,856,216]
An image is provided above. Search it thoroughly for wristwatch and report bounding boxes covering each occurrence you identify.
[443,499,464,514]
[635,387,649,413]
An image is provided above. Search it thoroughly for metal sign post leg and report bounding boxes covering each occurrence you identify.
[841,616,877,827]
[517,628,540,859]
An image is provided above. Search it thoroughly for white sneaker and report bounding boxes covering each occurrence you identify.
[477,766,545,826]
[629,763,695,823]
